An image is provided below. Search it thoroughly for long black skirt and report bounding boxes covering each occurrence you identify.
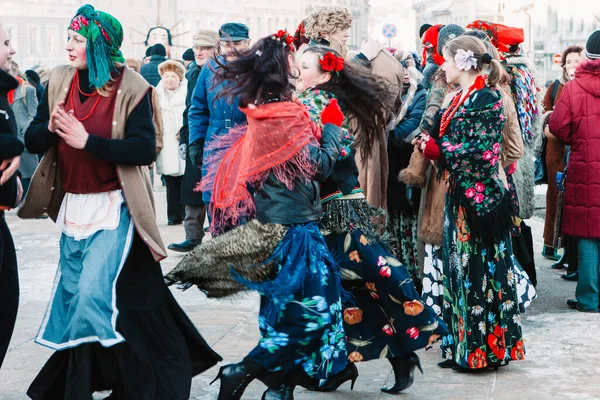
[27,233,221,400]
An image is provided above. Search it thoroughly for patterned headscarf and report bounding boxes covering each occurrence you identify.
[69,4,126,88]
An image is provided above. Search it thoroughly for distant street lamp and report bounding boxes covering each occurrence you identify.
[514,3,534,58]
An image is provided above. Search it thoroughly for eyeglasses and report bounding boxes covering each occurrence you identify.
[193,46,214,51]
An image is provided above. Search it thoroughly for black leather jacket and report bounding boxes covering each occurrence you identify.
[255,123,342,225]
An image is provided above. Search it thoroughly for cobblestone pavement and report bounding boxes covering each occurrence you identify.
[1,187,599,400]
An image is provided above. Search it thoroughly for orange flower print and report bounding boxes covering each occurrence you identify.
[349,250,362,263]
[348,351,364,362]
[359,235,368,245]
[487,325,507,360]
[403,300,425,316]
[458,316,465,342]
[428,334,441,346]
[343,307,363,325]
[510,340,525,360]
[365,282,377,292]
[467,347,488,369]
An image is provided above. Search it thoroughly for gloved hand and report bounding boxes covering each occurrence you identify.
[320,99,344,127]
[178,144,187,161]
[189,139,204,169]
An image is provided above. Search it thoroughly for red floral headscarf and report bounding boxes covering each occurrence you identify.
[421,24,445,66]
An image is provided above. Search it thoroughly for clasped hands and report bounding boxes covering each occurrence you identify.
[49,101,90,150]
[411,133,431,152]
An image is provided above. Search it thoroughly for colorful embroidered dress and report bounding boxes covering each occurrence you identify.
[429,87,526,369]
[298,89,447,363]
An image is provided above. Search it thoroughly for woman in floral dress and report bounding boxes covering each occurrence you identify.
[296,45,447,394]
[166,32,348,400]
[415,35,525,371]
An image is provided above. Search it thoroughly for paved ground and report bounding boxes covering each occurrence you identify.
[1,186,599,400]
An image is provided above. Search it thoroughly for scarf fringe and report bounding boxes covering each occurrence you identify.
[320,198,387,243]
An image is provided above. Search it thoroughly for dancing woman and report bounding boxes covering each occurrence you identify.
[295,45,447,394]
[415,35,526,371]
[18,5,221,398]
[166,31,347,400]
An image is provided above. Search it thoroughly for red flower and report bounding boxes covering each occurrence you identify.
[379,266,391,278]
[320,53,337,71]
[487,325,507,360]
[510,340,525,360]
[382,324,395,336]
[465,188,476,198]
[406,327,420,340]
[458,316,465,342]
[474,193,485,204]
[467,347,488,369]
[370,292,380,300]
[79,16,89,27]
[70,20,81,31]
[475,182,486,192]
[482,150,493,161]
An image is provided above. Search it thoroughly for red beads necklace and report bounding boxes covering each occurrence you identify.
[439,75,486,137]
[69,70,101,121]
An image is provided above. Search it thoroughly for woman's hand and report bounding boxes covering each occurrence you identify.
[48,101,65,133]
[411,133,430,152]
[54,108,90,150]
[0,156,21,186]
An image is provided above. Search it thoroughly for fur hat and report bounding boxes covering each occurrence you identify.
[158,60,186,80]
[585,30,600,60]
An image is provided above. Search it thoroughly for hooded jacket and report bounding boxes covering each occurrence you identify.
[549,59,600,239]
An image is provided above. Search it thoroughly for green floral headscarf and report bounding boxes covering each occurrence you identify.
[69,4,126,88]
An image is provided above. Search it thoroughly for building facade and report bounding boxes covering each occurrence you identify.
[1,0,369,70]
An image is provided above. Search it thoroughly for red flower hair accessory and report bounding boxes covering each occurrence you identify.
[272,29,295,51]
[319,52,345,73]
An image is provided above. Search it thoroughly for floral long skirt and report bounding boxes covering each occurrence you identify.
[321,198,447,363]
[440,203,525,369]
[387,210,420,287]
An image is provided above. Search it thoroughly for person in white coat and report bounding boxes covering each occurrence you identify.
[156,60,187,225]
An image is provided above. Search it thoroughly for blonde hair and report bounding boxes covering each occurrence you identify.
[304,7,353,41]
[443,35,507,88]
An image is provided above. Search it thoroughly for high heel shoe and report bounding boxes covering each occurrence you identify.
[307,363,358,392]
[210,359,263,400]
[381,352,423,394]
[261,384,295,400]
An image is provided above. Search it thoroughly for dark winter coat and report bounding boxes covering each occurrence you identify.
[188,57,247,203]
[387,85,426,213]
[180,62,203,206]
[140,55,167,87]
[0,70,24,209]
[549,59,600,239]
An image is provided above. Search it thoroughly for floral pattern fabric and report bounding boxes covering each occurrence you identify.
[248,223,348,385]
[323,220,447,363]
[387,210,420,287]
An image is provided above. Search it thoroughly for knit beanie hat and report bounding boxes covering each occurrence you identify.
[152,43,167,57]
[419,24,432,39]
[25,70,41,87]
[585,30,600,60]
[145,46,153,57]
[182,48,194,61]
[69,4,126,88]
[438,24,465,51]
[158,60,186,81]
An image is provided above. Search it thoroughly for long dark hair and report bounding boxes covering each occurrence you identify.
[214,33,295,107]
[302,46,391,159]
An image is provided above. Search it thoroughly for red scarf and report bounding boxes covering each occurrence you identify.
[202,101,321,234]
[7,76,24,105]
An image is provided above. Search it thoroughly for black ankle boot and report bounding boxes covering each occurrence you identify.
[211,358,263,400]
[381,353,423,394]
[551,250,568,269]
[261,384,295,400]
[306,363,358,392]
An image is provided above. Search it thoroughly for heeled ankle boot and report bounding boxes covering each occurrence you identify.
[261,384,295,400]
[381,352,423,394]
[306,363,358,392]
[551,249,568,269]
[211,358,263,400]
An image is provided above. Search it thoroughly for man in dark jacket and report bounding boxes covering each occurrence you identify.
[0,26,23,370]
[188,22,250,227]
[169,30,219,252]
[140,43,167,86]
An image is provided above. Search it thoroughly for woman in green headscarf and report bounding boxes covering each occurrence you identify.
[19,5,221,398]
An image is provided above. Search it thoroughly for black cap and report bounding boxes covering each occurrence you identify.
[419,24,433,39]
[219,22,249,42]
[25,70,41,86]
[145,46,154,57]
[585,30,600,60]
[182,48,194,61]
[151,43,167,57]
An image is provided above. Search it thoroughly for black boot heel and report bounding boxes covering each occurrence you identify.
[381,352,422,394]
[306,363,359,392]
[212,360,262,400]
[261,384,296,400]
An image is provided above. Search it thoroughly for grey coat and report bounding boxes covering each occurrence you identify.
[12,84,38,178]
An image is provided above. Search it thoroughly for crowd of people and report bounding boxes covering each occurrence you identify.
[1,3,600,399]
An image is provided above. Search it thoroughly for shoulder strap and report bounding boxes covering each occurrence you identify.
[551,79,560,108]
